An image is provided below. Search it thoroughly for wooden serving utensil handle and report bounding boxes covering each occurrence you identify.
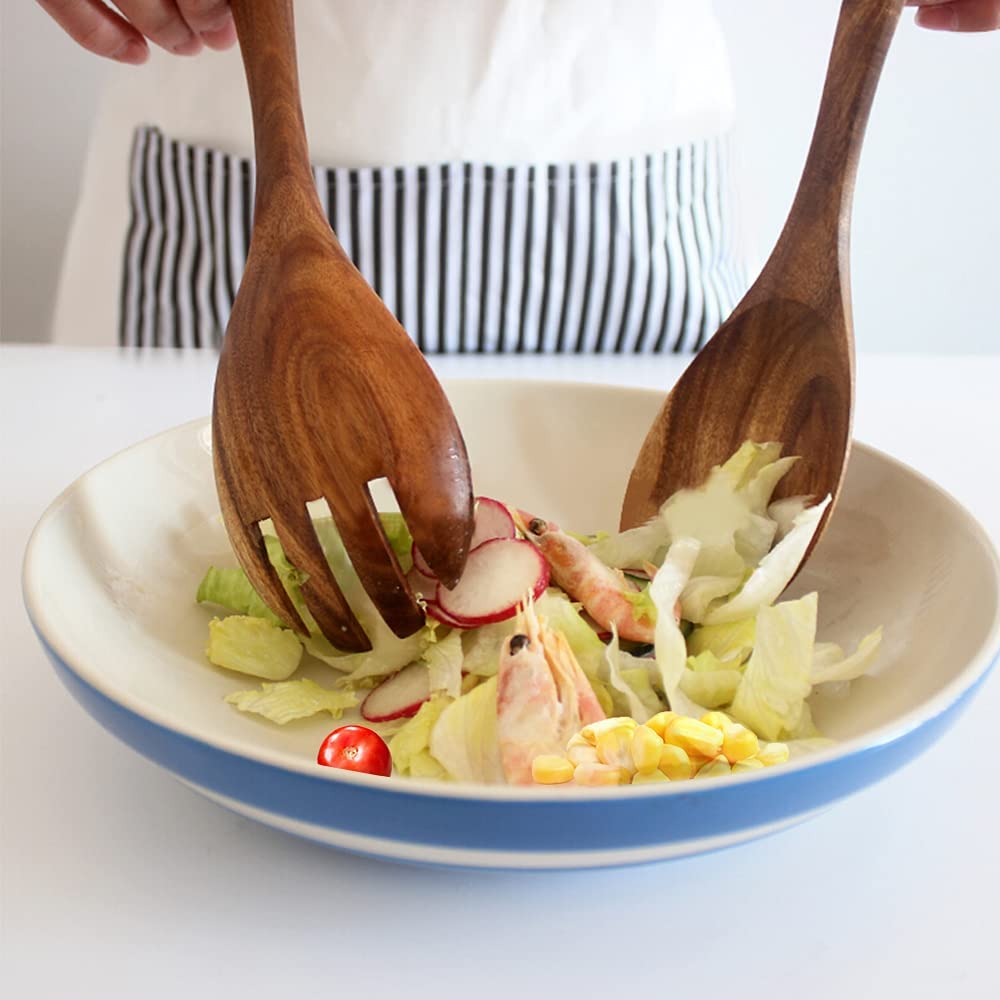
[749,0,905,315]
[230,0,323,221]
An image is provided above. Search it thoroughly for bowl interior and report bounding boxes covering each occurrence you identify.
[25,380,1000,778]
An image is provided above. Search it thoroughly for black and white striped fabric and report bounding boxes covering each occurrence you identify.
[120,125,746,353]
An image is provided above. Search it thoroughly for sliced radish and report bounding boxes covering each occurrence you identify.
[425,601,472,629]
[361,662,431,722]
[435,538,549,627]
[411,542,436,580]
[407,566,438,602]
[411,496,516,582]
[469,496,516,549]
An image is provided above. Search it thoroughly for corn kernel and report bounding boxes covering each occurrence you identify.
[732,758,765,773]
[721,724,760,764]
[632,769,671,785]
[645,711,677,738]
[629,725,664,773]
[531,755,575,784]
[596,726,635,770]
[700,711,733,731]
[580,717,637,744]
[566,732,591,751]
[657,743,693,781]
[574,763,631,787]
[757,742,790,767]
[567,744,600,766]
[665,717,724,758]
[696,755,732,778]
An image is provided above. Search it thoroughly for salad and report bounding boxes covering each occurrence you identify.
[197,442,882,786]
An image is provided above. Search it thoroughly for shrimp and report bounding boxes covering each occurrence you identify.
[496,599,605,784]
[514,510,660,643]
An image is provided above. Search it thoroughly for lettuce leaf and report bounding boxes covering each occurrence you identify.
[225,678,358,724]
[768,495,814,542]
[721,441,784,489]
[679,667,742,708]
[586,519,672,572]
[679,575,743,624]
[811,627,883,685]
[728,593,818,741]
[650,537,704,717]
[428,675,505,784]
[603,625,663,720]
[686,618,757,664]
[206,616,303,680]
[423,630,464,697]
[197,568,283,626]
[302,519,435,683]
[702,497,831,625]
[388,695,451,777]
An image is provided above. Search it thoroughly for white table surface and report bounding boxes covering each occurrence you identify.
[3,345,999,1000]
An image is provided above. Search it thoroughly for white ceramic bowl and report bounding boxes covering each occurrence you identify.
[23,380,1000,870]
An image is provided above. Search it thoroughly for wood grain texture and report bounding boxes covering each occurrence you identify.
[212,0,474,652]
[622,0,904,545]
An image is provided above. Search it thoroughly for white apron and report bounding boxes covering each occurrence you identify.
[52,0,744,353]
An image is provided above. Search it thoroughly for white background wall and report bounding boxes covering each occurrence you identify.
[2,1,998,350]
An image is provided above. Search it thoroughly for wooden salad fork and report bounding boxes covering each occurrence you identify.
[621,0,904,552]
[212,0,474,653]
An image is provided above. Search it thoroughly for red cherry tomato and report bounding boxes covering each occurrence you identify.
[317,725,392,777]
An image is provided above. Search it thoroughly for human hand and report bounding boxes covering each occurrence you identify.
[907,0,1000,31]
[36,1,236,64]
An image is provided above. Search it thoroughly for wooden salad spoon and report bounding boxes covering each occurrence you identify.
[621,0,905,550]
[212,0,474,653]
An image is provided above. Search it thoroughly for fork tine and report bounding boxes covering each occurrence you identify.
[326,487,426,640]
[217,495,311,635]
[270,506,372,653]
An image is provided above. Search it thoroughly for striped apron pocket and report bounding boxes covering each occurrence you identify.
[120,126,746,353]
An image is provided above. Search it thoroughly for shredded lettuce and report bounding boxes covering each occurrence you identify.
[679,667,743,708]
[206,616,303,680]
[423,630,464,698]
[687,618,757,664]
[388,695,451,777]
[378,512,414,570]
[587,519,672,572]
[721,441,784,489]
[811,627,883,685]
[650,537,704,717]
[428,675,505,784]
[301,519,435,683]
[460,618,516,677]
[703,497,831,625]
[768,495,813,542]
[679,575,743,624]
[728,592,818,741]
[591,442,797,580]
[225,678,358,724]
[197,567,283,626]
[603,625,663,720]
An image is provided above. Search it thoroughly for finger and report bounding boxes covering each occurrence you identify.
[911,0,1000,31]
[175,0,236,49]
[36,0,149,63]
[113,0,203,54]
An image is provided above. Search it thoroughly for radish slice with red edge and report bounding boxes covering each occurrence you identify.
[468,496,516,549]
[411,542,436,580]
[407,566,438,602]
[361,662,431,722]
[425,601,472,629]
[412,496,516,581]
[435,538,549,627]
